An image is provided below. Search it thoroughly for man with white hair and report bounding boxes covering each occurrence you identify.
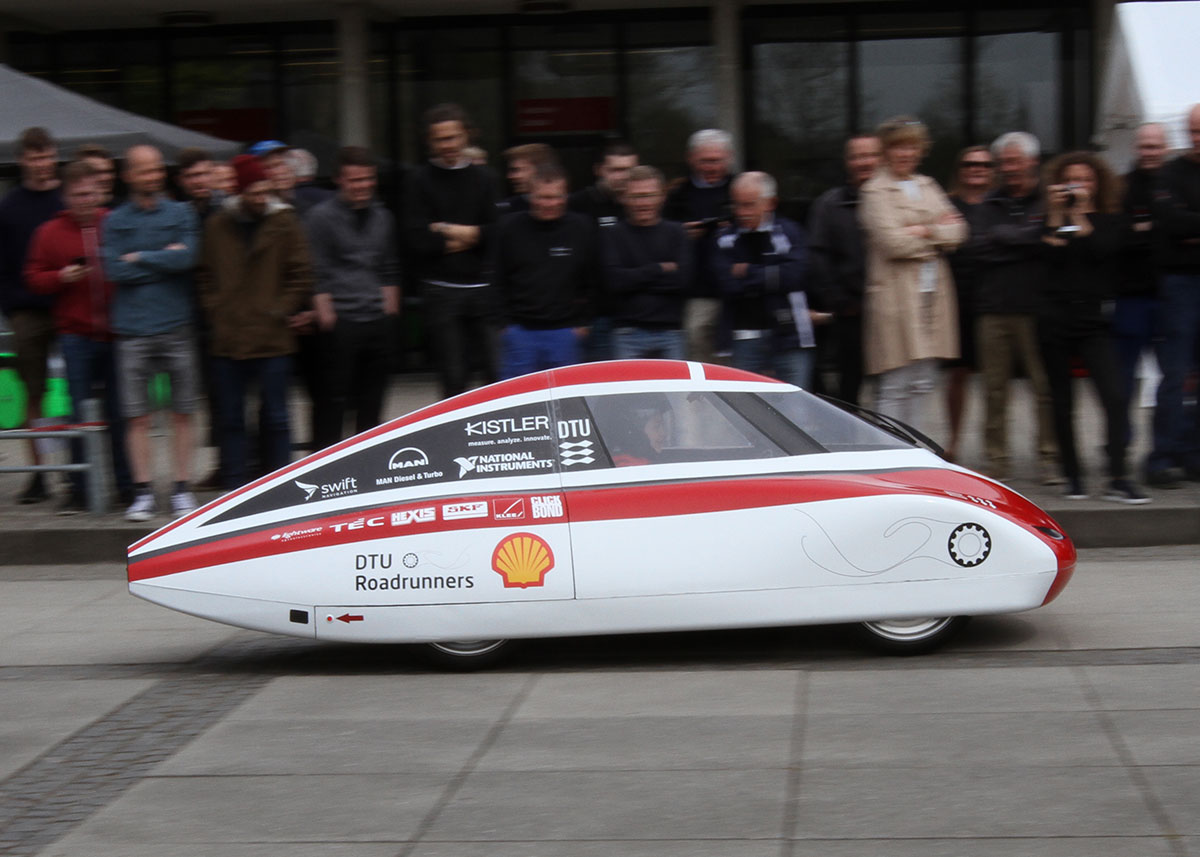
[973,131,1057,484]
[711,171,814,387]
[286,148,334,216]
[666,129,735,363]
[1146,105,1200,485]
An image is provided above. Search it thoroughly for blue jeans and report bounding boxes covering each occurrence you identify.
[730,336,815,389]
[1148,273,1200,473]
[611,327,685,360]
[583,316,614,362]
[213,355,292,488]
[59,333,131,499]
[500,325,581,379]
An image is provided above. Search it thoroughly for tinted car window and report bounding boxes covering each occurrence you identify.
[756,390,913,452]
[584,391,784,466]
[209,400,558,524]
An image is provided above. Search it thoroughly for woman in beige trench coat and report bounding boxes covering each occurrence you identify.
[860,116,967,430]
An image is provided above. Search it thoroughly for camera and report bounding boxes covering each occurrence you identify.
[1063,184,1082,208]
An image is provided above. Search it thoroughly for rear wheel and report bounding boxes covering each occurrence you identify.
[423,639,512,671]
[857,616,968,655]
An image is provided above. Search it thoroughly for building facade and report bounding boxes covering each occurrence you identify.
[1,0,1101,201]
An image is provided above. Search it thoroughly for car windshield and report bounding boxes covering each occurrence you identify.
[755,390,915,452]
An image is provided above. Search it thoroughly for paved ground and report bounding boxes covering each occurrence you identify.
[1,547,1198,856]
[2,371,1198,558]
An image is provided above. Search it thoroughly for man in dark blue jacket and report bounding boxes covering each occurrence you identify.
[712,171,816,388]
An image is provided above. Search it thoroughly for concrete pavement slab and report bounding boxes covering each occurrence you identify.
[476,715,794,772]
[1082,665,1200,709]
[232,674,531,721]
[153,718,495,776]
[1108,710,1200,766]
[0,679,152,780]
[801,711,1121,768]
[1049,611,1200,650]
[52,773,453,846]
[40,846,404,857]
[780,838,1179,856]
[789,766,1159,839]
[424,770,789,840]
[806,667,1091,714]
[1138,766,1200,835]
[514,671,801,718]
[409,843,781,856]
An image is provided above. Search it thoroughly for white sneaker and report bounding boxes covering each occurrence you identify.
[125,491,157,522]
[169,490,198,517]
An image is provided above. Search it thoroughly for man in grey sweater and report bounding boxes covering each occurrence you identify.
[304,146,400,450]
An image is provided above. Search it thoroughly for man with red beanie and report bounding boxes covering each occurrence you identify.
[26,160,132,512]
[196,153,313,488]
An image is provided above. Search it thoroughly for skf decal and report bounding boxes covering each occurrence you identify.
[948,523,991,567]
[492,532,555,588]
[492,497,527,521]
[443,501,488,521]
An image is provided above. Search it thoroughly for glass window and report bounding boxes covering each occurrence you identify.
[280,30,339,176]
[512,22,618,139]
[625,19,715,178]
[974,11,1062,153]
[172,36,275,144]
[858,12,966,182]
[756,390,914,452]
[408,28,504,167]
[585,391,784,467]
[749,17,850,204]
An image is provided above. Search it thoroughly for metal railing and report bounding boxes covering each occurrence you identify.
[0,399,109,514]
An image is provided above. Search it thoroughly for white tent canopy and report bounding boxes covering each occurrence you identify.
[0,64,240,165]
[1096,1,1200,170]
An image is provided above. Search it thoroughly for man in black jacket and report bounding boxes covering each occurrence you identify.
[665,129,734,363]
[1114,123,1167,461]
[806,133,881,404]
[603,165,690,359]
[1147,104,1200,484]
[404,103,500,398]
[973,131,1057,483]
[493,165,596,378]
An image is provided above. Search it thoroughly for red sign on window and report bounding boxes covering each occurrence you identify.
[515,97,614,135]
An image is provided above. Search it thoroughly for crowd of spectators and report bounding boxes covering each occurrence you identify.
[4,101,1200,519]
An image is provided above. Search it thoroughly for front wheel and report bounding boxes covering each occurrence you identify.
[856,616,968,655]
[423,639,513,671]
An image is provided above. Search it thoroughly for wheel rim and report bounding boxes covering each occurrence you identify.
[861,617,955,643]
[428,639,506,658]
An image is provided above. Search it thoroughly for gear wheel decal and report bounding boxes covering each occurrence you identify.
[948,523,991,567]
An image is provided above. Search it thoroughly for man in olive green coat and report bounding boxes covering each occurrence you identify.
[196,154,313,488]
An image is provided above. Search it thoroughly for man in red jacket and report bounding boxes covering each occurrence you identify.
[26,161,131,513]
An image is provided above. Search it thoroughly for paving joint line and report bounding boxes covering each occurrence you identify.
[394,672,538,857]
[1072,664,1190,857]
[779,671,810,857]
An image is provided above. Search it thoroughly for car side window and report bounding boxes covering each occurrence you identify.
[207,400,558,524]
[583,392,785,467]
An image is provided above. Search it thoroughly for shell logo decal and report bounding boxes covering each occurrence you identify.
[492,532,555,588]
[948,523,991,568]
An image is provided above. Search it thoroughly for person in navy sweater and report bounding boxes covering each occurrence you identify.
[493,164,597,378]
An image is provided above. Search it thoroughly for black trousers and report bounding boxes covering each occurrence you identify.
[832,313,864,406]
[424,283,500,399]
[314,316,391,451]
[1039,322,1130,482]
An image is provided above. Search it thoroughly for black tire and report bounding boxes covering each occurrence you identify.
[855,616,969,655]
[422,639,513,671]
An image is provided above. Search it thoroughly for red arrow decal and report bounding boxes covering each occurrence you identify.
[336,613,364,623]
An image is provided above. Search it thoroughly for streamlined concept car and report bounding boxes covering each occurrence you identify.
[128,360,1076,668]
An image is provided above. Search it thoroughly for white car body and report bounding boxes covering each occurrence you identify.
[128,361,1076,653]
